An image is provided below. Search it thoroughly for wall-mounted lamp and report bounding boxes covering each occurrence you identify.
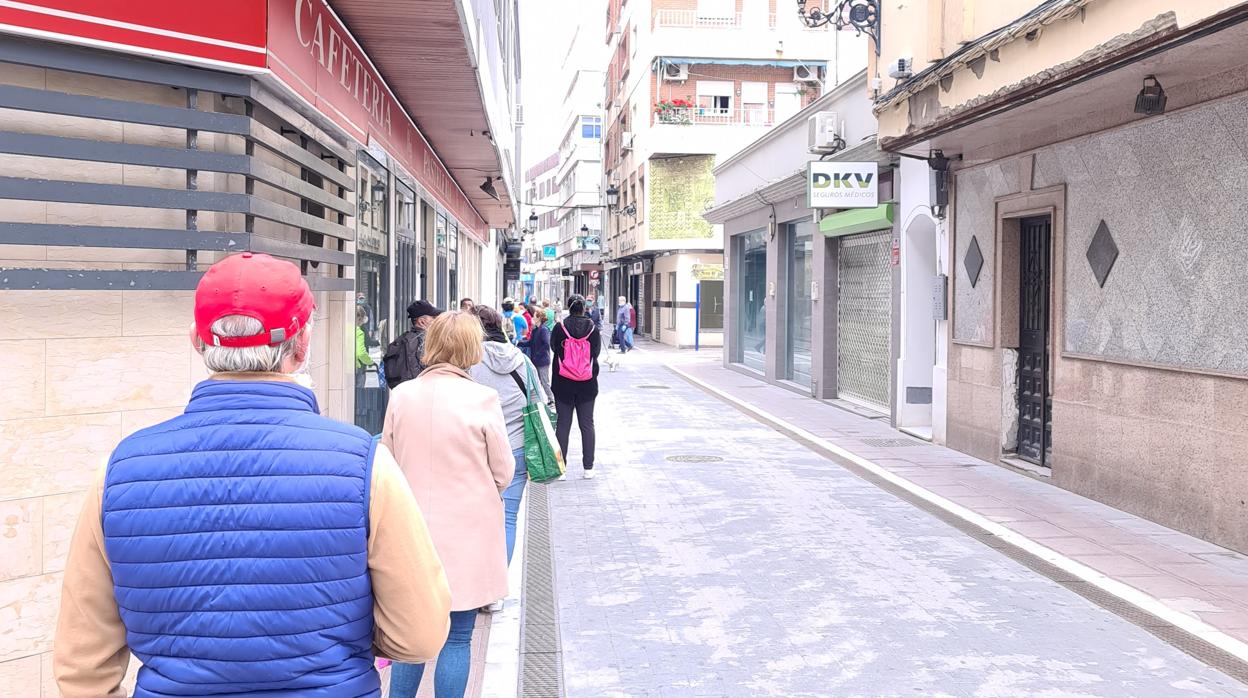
[1134,75,1167,116]
[580,223,590,235]
[796,0,880,56]
[605,184,620,210]
[480,177,500,200]
[621,202,637,217]
[528,210,539,229]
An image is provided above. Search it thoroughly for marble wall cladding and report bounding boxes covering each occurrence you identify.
[952,160,1022,343]
[0,572,61,663]
[0,499,42,583]
[1034,92,1248,376]
[0,413,120,501]
[45,335,191,416]
[0,655,41,696]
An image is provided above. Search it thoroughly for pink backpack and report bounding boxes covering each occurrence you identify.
[558,321,594,381]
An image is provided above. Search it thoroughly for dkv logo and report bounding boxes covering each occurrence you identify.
[812,171,875,189]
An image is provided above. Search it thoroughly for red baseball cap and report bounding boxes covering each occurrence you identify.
[194,252,315,348]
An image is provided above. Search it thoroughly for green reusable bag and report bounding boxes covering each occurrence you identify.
[511,362,565,483]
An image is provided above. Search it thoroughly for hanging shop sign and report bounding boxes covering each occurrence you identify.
[269,0,487,241]
[0,1,268,71]
[691,263,725,281]
[543,245,557,260]
[807,161,878,209]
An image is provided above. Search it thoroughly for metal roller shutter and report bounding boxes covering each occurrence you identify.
[837,230,892,411]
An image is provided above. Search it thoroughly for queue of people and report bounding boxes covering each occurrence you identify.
[52,252,608,698]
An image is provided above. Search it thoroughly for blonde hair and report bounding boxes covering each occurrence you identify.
[534,308,547,324]
[422,311,484,369]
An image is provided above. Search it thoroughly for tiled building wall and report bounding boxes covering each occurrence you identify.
[0,63,355,694]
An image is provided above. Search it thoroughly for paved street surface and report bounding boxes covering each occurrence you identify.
[546,349,1248,698]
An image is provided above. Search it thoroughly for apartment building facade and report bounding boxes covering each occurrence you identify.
[874,0,1248,553]
[0,1,518,690]
[601,0,839,347]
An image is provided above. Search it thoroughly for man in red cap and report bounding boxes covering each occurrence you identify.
[53,253,451,698]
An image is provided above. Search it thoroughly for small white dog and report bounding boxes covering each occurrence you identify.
[603,351,621,372]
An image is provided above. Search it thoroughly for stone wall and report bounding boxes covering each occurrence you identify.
[0,61,355,694]
[947,91,1248,553]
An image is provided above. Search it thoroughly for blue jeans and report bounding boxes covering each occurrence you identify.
[388,610,477,698]
[503,447,527,565]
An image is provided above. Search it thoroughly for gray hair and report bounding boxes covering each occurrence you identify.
[201,315,310,374]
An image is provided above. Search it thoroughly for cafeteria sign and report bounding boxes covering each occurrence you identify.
[807,161,878,209]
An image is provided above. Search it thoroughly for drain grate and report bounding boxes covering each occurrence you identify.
[665,454,725,464]
[519,483,565,697]
[636,384,671,390]
[862,437,925,448]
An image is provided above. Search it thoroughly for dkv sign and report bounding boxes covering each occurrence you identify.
[807,162,878,209]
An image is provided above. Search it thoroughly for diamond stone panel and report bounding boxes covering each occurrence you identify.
[1086,219,1119,288]
[965,235,984,288]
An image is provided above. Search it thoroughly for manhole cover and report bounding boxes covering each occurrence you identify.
[636,385,671,390]
[666,455,724,463]
[862,438,924,448]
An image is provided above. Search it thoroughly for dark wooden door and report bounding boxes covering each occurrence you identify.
[1017,216,1052,465]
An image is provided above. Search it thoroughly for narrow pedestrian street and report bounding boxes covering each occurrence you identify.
[541,349,1248,698]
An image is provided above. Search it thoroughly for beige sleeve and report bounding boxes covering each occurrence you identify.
[53,467,130,698]
[484,394,517,494]
[368,444,453,662]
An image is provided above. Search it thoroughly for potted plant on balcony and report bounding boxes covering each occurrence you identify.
[654,99,693,124]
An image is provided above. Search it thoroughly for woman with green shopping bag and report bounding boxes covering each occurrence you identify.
[468,307,563,573]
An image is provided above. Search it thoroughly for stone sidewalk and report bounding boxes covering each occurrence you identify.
[671,358,1248,653]
[544,345,1248,697]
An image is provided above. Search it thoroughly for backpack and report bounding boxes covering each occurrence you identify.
[382,330,424,389]
[558,321,594,382]
[502,313,517,344]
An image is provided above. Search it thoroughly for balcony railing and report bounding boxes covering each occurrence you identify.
[654,106,775,127]
[654,10,830,30]
[654,10,744,29]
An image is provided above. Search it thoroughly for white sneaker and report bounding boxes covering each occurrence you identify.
[557,472,567,481]
[583,469,596,479]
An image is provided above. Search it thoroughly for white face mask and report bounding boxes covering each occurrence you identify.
[291,336,315,390]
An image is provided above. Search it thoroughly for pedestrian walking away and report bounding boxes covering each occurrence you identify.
[469,306,549,569]
[501,297,527,346]
[551,294,602,478]
[383,300,443,389]
[383,311,516,698]
[529,307,554,399]
[52,252,451,698]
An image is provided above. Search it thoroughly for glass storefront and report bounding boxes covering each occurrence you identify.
[355,153,391,435]
[784,221,814,387]
[394,180,421,326]
[435,214,449,308]
[449,222,460,305]
[734,229,767,371]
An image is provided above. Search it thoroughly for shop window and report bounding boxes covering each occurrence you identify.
[734,229,767,371]
[784,221,814,387]
[667,272,677,329]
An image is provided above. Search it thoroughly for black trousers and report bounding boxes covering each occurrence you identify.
[555,397,596,470]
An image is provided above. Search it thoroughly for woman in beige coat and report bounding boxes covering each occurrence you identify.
[383,311,516,698]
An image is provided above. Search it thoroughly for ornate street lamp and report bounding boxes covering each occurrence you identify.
[580,223,590,235]
[528,210,539,229]
[796,0,881,55]
[605,184,620,210]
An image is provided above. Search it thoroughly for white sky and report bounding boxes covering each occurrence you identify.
[519,0,593,171]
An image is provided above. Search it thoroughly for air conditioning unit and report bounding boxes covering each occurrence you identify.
[621,132,635,150]
[794,65,820,83]
[664,63,689,81]
[807,111,845,154]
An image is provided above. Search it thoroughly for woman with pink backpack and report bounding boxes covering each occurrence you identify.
[550,294,602,478]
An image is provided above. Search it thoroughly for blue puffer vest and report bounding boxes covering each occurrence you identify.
[101,380,379,697]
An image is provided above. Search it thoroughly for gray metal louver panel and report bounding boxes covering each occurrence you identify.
[837,230,892,411]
